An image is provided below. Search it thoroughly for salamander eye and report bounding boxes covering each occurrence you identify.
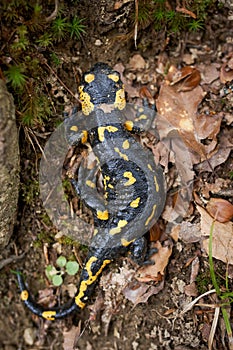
[84,74,95,83]
[107,73,119,82]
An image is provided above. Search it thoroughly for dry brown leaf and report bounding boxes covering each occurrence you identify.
[184,282,198,297]
[156,76,207,159]
[220,61,233,83]
[136,241,172,282]
[170,66,201,92]
[194,113,222,141]
[63,324,81,350]
[198,63,219,84]
[176,222,202,243]
[206,198,233,223]
[195,128,232,172]
[128,54,146,70]
[197,205,233,264]
[123,280,164,306]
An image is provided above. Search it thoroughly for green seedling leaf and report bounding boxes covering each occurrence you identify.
[52,274,63,286]
[45,265,58,281]
[66,261,79,275]
[56,256,67,268]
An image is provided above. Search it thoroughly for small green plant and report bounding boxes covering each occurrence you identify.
[45,256,79,287]
[188,19,204,31]
[68,16,86,39]
[52,16,68,41]
[5,65,27,89]
[1,1,85,127]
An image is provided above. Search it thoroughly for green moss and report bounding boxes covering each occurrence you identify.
[1,0,85,127]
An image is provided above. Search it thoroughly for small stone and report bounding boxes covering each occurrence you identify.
[23,327,36,346]
[95,39,102,46]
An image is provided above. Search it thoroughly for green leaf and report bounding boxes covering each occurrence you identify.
[45,265,58,281]
[52,274,63,286]
[66,261,79,275]
[56,256,67,267]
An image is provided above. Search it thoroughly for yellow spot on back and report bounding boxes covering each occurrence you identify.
[86,180,96,188]
[108,183,114,189]
[20,290,28,301]
[145,204,157,226]
[84,73,95,83]
[121,238,135,247]
[130,197,140,208]
[81,130,88,143]
[114,88,126,110]
[138,114,147,120]
[97,210,109,220]
[70,125,78,132]
[75,257,111,308]
[123,171,136,186]
[79,86,94,115]
[124,120,134,131]
[154,176,160,192]
[93,229,98,236]
[122,140,130,149]
[114,147,129,161]
[42,311,56,321]
[148,164,153,171]
[109,220,128,235]
[107,73,119,82]
[98,126,118,142]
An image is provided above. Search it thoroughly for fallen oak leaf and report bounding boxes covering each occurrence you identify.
[156,76,207,159]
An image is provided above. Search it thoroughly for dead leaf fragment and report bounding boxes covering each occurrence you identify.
[128,54,146,70]
[197,205,233,264]
[220,61,233,83]
[136,241,172,282]
[63,324,81,350]
[206,198,233,223]
[123,280,165,306]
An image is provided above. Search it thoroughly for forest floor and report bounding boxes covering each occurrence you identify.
[0,1,233,349]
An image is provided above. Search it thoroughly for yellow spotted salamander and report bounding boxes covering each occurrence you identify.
[17,63,165,320]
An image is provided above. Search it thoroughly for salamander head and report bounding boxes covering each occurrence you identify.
[78,63,126,115]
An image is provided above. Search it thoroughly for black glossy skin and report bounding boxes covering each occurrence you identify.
[17,63,165,320]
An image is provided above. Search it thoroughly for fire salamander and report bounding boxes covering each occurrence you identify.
[17,63,165,320]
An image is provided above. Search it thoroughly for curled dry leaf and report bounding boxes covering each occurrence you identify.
[206,198,233,223]
[136,241,173,283]
[170,66,201,92]
[197,205,233,264]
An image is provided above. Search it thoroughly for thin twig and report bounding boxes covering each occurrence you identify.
[45,0,59,22]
